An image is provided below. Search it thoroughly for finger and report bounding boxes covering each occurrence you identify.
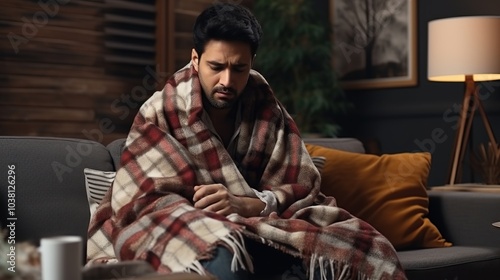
[192,186,204,202]
[203,199,230,214]
[215,206,233,216]
[195,192,231,211]
[194,192,220,209]
[193,184,225,201]
[193,185,214,201]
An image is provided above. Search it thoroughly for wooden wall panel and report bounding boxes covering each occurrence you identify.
[0,0,156,145]
[1,0,254,144]
[174,0,214,72]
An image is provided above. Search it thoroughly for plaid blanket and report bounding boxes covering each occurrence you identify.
[87,62,406,279]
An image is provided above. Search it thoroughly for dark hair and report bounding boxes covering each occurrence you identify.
[193,3,262,57]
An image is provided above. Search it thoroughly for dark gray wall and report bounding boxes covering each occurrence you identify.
[337,0,500,187]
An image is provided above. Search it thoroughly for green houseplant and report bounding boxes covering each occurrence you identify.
[252,0,351,137]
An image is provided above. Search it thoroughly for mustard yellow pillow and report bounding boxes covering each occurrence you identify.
[306,144,451,250]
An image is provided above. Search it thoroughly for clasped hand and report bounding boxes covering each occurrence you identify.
[192,184,265,217]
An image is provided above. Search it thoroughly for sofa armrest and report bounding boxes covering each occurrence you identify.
[428,190,500,247]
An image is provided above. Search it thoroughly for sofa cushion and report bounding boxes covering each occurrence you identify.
[427,190,500,247]
[305,144,451,250]
[398,246,500,280]
[106,138,126,170]
[0,136,115,245]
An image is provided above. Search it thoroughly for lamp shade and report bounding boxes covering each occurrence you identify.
[428,16,500,82]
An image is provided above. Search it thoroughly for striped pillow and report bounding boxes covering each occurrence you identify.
[311,156,326,173]
[84,168,116,215]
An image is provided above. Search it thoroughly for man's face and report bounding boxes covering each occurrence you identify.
[192,40,253,109]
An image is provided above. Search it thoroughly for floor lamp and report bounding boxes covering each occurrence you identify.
[427,16,500,185]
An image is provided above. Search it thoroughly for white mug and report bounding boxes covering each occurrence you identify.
[40,235,82,280]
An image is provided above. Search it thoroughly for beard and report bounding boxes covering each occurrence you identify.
[205,85,238,109]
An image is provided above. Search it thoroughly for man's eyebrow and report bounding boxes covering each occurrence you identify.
[207,60,223,65]
[206,60,248,67]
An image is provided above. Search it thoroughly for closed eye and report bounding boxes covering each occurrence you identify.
[206,61,223,71]
[233,66,246,73]
[207,61,247,73]
[210,65,224,72]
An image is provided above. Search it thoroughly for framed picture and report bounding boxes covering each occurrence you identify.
[330,0,417,89]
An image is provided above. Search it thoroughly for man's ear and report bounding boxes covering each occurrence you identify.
[251,54,256,68]
[191,48,199,71]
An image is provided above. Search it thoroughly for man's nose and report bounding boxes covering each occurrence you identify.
[219,69,232,87]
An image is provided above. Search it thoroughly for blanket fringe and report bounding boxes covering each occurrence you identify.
[184,231,253,276]
[219,231,254,273]
[184,260,206,275]
[309,253,370,280]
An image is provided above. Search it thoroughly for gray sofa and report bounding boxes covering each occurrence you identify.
[1,135,500,279]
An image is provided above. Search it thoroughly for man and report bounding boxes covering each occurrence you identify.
[87,3,406,280]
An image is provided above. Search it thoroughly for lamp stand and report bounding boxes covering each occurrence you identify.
[448,75,498,185]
